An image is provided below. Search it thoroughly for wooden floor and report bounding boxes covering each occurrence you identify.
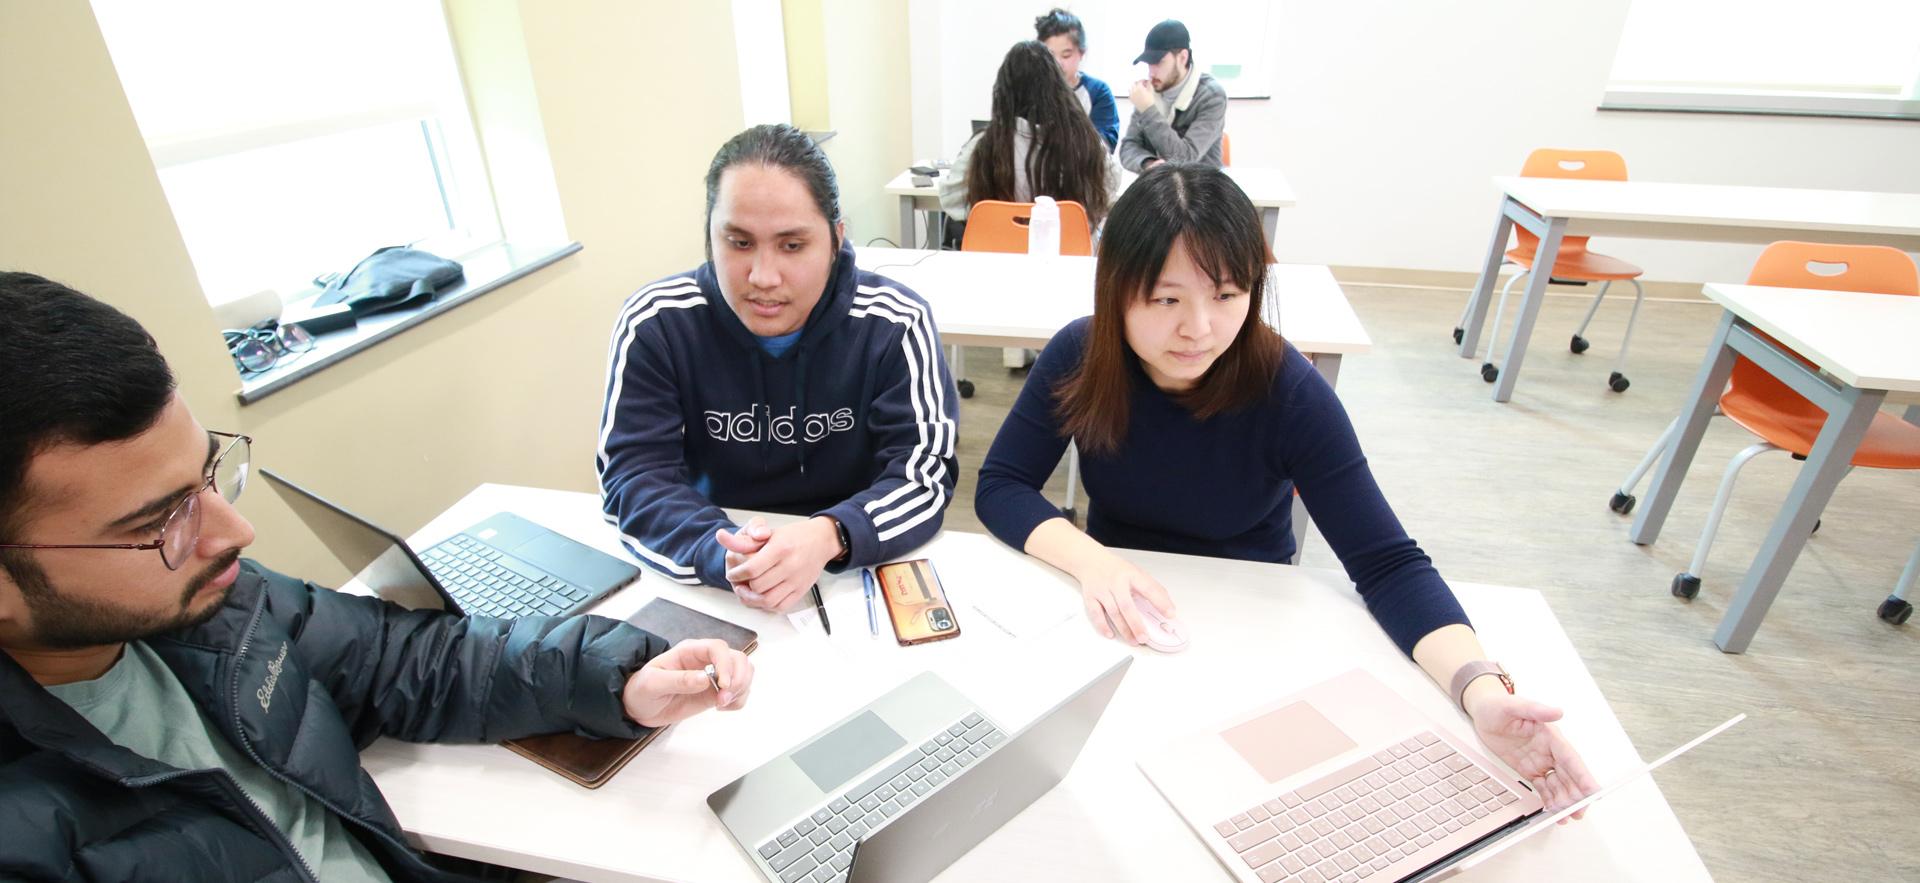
[939,283,1919,883]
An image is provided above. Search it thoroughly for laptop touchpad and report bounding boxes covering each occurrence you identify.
[791,710,906,793]
[1220,701,1358,784]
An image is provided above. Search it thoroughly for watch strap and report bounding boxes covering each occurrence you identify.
[1449,661,1513,711]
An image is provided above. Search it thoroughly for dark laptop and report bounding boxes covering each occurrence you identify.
[970,118,989,135]
[261,469,638,618]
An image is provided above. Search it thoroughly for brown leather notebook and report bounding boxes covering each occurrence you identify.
[502,598,759,788]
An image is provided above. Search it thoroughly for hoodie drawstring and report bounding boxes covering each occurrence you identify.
[751,356,770,471]
[794,345,810,475]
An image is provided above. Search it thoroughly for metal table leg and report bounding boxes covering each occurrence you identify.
[1489,217,1566,402]
[898,195,917,248]
[1714,382,1883,653]
[1631,312,1738,545]
[1459,196,1517,357]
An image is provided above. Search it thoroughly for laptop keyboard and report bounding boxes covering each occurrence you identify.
[1212,732,1520,883]
[757,712,1006,883]
[421,535,588,619]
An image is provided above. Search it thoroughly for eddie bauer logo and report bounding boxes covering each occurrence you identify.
[256,642,288,712]
[705,404,855,444]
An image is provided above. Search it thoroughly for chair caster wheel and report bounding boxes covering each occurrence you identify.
[1608,491,1636,514]
[1480,363,1498,383]
[1608,372,1630,393]
[1879,596,1913,625]
[1570,334,1590,354]
[1810,518,1821,535]
[1671,573,1701,600]
[1452,327,1464,345]
[957,379,975,398]
[1062,507,1078,525]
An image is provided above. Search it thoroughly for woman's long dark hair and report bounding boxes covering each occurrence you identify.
[965,41,1112,225]
[1053,164,1284,455]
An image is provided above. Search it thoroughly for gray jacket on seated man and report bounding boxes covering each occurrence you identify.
[1119,69,1227,172]
[1118,20,1229,172]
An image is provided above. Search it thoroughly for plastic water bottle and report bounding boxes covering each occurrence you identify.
[1028,196,1061,257]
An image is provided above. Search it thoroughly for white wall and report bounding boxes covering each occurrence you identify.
[912,0,1920,283]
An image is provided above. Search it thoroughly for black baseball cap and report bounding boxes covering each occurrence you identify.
[1133,20,1189,64]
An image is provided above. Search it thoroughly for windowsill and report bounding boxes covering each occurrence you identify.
[233,240,581,405]
[1599,90,1920,122]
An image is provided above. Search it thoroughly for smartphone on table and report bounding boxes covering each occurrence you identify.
[876,559,961,645]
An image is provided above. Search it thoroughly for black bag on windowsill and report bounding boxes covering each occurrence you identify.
[312,246,464,317]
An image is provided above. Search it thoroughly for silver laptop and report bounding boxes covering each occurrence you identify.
[710,656,1131,883]
[1139,668,1740,883]
[261,469,638,618]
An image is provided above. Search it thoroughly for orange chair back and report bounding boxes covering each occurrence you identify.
[961,200,1094,256]
[1221,133,1232,166]
[1511,149,1628,261]
[1728,242,1919,415]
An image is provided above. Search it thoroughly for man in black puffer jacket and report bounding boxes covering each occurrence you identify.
[0,272,756,882]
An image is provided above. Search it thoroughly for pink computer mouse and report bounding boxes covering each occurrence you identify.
[1108,595,1188,653]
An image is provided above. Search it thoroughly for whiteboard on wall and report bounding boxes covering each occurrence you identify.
[1075,1,1277,100]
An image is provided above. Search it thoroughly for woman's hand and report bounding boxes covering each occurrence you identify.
[1463,686,1599,821]
[1074,552,1176,646]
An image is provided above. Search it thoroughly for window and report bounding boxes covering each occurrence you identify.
[1603,0,1920,120]
[91,0,499,306]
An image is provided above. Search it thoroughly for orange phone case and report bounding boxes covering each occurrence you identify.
[877,559,961,645]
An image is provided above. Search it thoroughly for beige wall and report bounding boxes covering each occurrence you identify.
[0,1,745,585]
[779,0,913,246]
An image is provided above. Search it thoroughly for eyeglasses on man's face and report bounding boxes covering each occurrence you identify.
[0,431,252,571]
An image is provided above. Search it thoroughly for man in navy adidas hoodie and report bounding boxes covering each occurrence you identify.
[598,125,959,612]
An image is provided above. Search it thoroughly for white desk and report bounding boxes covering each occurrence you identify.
[885,166,1297,250]
[1629,283,1920,652]
[854,248,1371,385]
[360,483,1710,883]
[1457,177,1920,402]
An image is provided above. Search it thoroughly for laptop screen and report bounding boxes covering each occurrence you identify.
[261,469,452,612]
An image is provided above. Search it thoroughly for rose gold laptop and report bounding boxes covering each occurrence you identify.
[1138,669,1739,883]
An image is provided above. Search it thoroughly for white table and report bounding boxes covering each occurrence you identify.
[886,166,1297,250]
[1457,177,1920,402]
[1628,283,1920,652]
[360,483,1710,883]
[854,248,1370,386]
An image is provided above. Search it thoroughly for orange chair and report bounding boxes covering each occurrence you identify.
[949,198,1095,398]
[1221,133,1232,166]
[959,200,1094,256]
[958,199,1096,517]
[1632,242,1920,620]
[1461,149,1647,392]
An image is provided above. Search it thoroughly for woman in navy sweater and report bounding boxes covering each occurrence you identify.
[974,164,1598,813]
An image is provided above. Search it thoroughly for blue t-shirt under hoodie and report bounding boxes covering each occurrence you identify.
[597,242,960,588]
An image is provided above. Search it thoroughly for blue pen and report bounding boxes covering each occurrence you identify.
[862,568,879,636]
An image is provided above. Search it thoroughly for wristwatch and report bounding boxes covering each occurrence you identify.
[827,516,852,567]
[1449,661,1513,712]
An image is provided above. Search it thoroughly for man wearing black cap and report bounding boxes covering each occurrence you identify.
[1119,19,1227,173]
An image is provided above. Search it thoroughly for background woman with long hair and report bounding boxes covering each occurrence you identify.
[940,40,1123,233]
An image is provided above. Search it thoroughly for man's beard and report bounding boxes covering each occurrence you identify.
[13,550,242,649]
